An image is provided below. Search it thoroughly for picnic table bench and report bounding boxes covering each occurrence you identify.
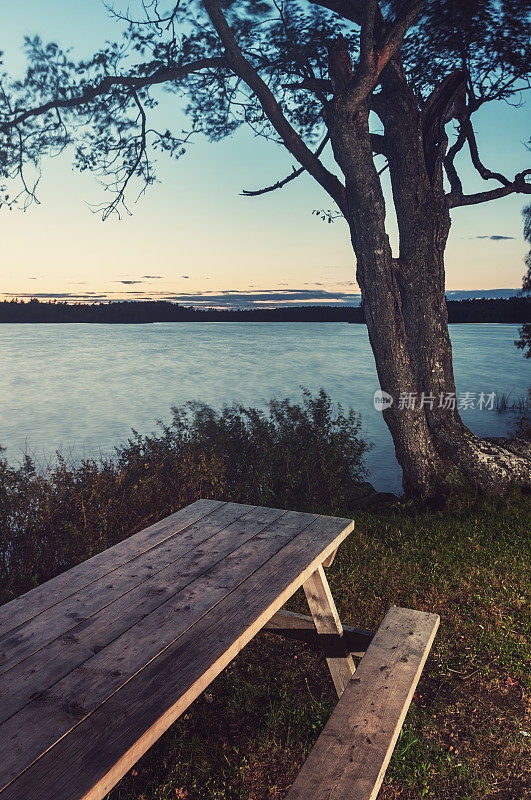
[0,499,439,800]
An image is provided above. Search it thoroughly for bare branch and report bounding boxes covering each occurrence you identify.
[201,0,348,215]
[447,169,531,208]
[462,119,512,187]
[443,126,466,196]
[99,90,147,220]
[0,58,228,135]
[103,0,181,30]
[242,133,330,196]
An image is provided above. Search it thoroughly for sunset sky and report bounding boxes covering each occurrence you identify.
[1,0,530,307]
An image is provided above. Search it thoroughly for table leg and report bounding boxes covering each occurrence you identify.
[303,564,355,698]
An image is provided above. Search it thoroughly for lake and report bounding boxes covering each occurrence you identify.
[1,322,529,493]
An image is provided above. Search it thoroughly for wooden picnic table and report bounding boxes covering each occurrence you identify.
[0,499,357,800]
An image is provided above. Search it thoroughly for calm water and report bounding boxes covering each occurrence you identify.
[1,323,529,493]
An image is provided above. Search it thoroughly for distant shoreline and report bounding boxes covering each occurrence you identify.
[0,297,529,324]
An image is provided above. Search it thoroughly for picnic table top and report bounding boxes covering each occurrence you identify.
[0,499,354,800]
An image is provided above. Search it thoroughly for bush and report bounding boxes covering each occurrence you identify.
[0,390,368,604]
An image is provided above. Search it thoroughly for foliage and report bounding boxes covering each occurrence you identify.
[0,390,368,603]
[0,1,529,216]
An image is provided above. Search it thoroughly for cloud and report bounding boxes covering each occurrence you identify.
[445,288,519,300]
[3,292,110,300]
[116,280,144,285]
[141,275,162,279]
[4,287,520,308]
[159,288,364,308]
[472,235,515,240]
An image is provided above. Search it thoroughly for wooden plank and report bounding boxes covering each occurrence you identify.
[0,509,318,788]
[303,565,356,697]
[263,610,373,658]
[0,514,353,800]
[322,548,337,568]
[0,501,254,675]
[0,506,287,726]
[285,606,440,800]
[0,499,225,638]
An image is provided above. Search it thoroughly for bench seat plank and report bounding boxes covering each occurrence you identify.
[286,606,440,800]
[0,507,353,800]
[0,499,226,638]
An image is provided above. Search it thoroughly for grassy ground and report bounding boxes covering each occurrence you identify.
[105,493,530,800]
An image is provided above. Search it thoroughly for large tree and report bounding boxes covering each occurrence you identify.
[1,0,530,497]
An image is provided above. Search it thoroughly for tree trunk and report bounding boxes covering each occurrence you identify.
[326,63,531,498]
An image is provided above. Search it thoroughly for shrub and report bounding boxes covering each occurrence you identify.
[0,390,368,603]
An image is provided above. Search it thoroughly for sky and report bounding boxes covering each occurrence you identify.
[1,0,530,308]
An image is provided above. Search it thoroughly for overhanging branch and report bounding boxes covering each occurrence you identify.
[447,169,531,208]
[242,134,330,196]
[0,57,228,135]
[201,0,348,215]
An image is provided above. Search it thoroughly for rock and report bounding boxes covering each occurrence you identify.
[349,482,397,510]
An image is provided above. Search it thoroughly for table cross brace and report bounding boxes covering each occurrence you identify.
[303,563,356,697]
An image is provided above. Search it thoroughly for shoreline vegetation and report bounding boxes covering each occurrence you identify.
[1,391,529,799]
[0,296,530,324]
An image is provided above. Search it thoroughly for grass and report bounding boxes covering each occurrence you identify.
[105,493,530,800]
[495,389,531,415]
[2,392,529,798]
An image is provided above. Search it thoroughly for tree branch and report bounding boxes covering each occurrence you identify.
[103,0,181,30]
[359,0,380,73]
[201,0,348,215]
[99,90,147,220]
[447,169,531,208]
[462,118,512,187]
[242,134,330,196]
[334,1,426,113]
[282,78,333,94]
[421,68,467,183]
[443,126,466,196]
[376,2,426,73]
[0,58,228,135]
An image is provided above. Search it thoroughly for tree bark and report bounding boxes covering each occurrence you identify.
[327,97,445,495]
[326,60,531,498]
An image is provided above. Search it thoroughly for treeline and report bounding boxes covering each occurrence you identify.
[0,296,529,324]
